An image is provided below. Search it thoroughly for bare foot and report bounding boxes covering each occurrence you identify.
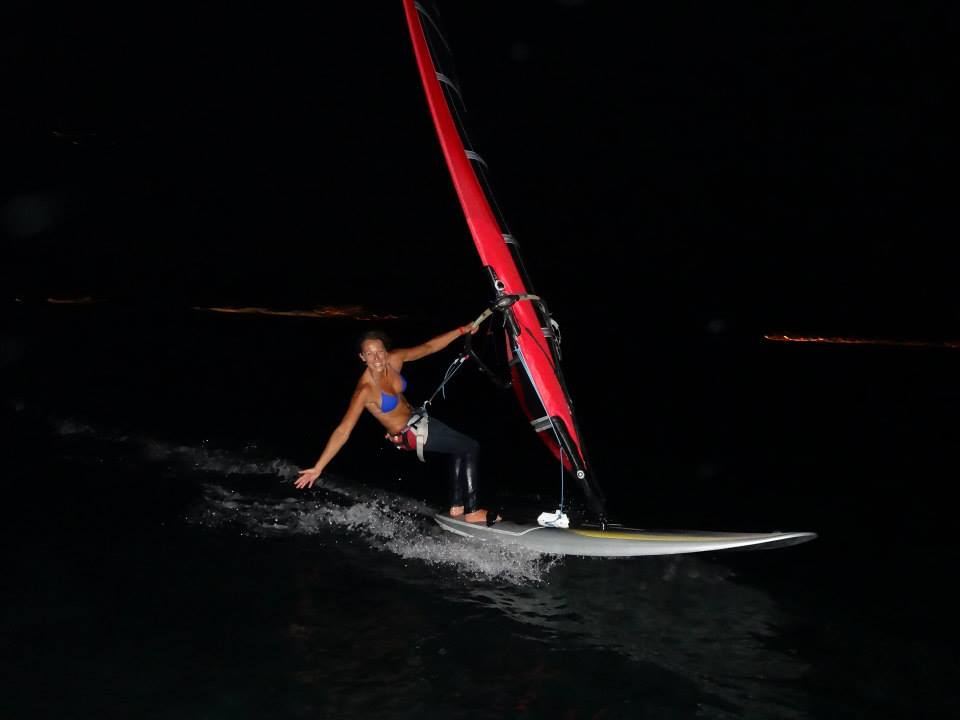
[463,508,501,524]
[449,506,465,517]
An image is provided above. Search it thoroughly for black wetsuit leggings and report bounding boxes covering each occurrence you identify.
[423,417,480,513]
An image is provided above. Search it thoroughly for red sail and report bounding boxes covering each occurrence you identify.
[402,1,605,519]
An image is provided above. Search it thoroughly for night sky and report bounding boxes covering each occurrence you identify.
[3,1,956,338]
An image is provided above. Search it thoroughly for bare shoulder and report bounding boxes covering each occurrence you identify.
[386,350,406,370]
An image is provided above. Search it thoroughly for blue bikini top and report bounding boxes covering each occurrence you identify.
[379,371,407,413]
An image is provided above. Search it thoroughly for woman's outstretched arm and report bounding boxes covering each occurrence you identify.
[393,322,478,364]
[295,387,367,489]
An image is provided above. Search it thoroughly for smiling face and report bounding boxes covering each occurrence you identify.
[359,338,388,373]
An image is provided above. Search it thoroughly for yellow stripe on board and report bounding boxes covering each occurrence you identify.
[570,529,754,542]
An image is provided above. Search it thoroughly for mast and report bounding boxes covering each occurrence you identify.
[402,0,606,521]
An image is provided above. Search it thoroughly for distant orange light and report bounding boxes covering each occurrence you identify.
[193,305,402,321]
[763,335,960,349]
[45,296,101,305]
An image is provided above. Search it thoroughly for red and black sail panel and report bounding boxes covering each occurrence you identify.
[402,0,606,520]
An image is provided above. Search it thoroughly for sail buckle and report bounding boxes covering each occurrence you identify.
[530,416,553,433]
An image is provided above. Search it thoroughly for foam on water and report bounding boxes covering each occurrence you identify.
[51,414,558,584]
[193,480,559,585]
[43,411,812,717]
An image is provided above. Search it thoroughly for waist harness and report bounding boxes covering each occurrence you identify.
[386,408,429,462]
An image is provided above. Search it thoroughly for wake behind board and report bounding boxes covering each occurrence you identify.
[434,513,816,557]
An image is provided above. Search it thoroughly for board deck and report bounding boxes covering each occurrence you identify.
[435,513,817,557]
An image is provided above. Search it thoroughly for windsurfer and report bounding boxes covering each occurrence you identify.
[294,326,497,523]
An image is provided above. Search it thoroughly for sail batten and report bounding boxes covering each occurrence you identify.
[402,0,606,520]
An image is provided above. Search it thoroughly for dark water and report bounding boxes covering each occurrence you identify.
[3,302,959,719]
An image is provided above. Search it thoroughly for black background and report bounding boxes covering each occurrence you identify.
[3,0,959,519]
[3,6,959,716]
[3,1,956,331]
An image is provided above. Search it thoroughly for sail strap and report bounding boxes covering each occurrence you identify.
[423,353,470,409]
[413,297,542,428]
[400,308,497,461]
[420,302,509,406]
[395,351,467,465]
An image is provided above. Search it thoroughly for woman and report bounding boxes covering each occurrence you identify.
[295,324,496,523]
